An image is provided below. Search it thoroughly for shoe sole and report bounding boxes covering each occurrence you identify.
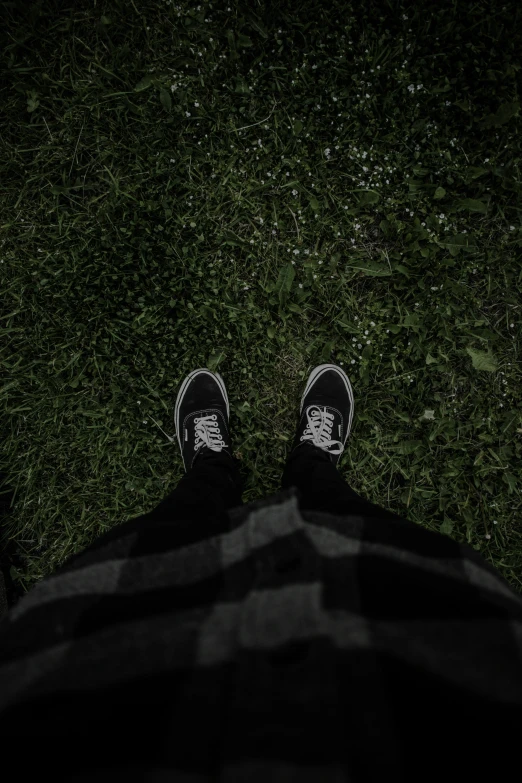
[174,368,230,454]
[300,363,355,440]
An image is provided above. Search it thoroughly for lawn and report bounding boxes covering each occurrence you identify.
[0,0,521,592]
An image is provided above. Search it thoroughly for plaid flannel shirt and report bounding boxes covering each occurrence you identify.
[0,486,521,781]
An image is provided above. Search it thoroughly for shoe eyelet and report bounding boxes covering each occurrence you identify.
[211,414,217,420]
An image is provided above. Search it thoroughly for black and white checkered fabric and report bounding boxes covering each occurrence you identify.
[0,487,521,780]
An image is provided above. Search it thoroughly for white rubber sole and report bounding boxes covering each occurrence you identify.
[300,363,355,438]
[174,368,230,452]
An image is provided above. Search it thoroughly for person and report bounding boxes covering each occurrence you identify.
[0,363,521,780]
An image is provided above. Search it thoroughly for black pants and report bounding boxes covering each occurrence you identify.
[83,446,405,556]
[169,444,403,518]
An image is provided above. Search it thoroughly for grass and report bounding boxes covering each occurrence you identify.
[0,0,521,592]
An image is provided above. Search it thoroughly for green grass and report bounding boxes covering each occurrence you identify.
[0,0,521,591]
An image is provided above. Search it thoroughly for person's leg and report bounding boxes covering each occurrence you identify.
[129,366,244,538]
[148,447,243,528]
[281,442,403,521]
[281,363,407,523]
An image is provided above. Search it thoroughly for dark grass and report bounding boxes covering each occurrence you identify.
[0,0,521,591]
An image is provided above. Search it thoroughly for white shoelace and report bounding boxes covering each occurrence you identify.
[300,406,344,455]
[193,414,228,454]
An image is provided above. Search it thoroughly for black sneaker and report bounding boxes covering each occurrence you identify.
[289,363,355,468]
[174,368,232,471]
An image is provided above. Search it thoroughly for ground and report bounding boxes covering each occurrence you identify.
[0,0,521,591]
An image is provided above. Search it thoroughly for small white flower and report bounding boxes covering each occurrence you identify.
[293,249,300,255]
[298,283,303,288]
[185,111,191,117]
[292,189,298,196]
[194,102,200,107]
